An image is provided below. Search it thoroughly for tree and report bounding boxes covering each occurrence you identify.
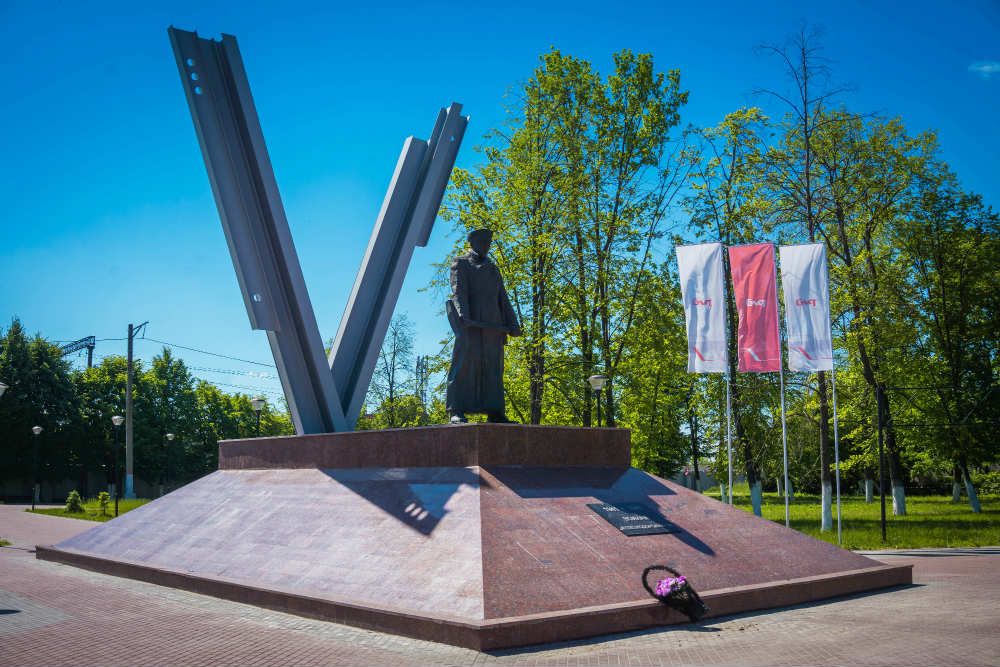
[74,355,134,494]
[684,106,774,514]
[444,48,690,432]
[365,314,415,428]
[756,25,849,530]
[0,319,80,494]
[894,173,1000,511]
[138,348,199,491]
[810,108,939,515]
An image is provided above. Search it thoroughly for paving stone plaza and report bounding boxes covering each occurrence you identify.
[2,505,998,667]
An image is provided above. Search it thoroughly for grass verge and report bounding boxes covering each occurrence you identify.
[705,483,999,550]
[28,497,152,523]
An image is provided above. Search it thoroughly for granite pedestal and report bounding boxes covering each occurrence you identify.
[37,424,910,649]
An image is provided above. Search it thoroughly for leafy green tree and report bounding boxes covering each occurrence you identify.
[366,315,416,429]
[756,27,848,530]
[684,107,775,514]
[810,108,939,515]
[444,48,690,437]
[0,319,80,493]
[138,348,199,491]
[894,173,1000,511]
[74,355,134,493]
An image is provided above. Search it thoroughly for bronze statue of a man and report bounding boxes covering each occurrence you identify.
[446,229,522,423]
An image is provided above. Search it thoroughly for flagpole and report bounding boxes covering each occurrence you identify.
[773,245,790,528]
[726,373,733,504]
[832,365,843,544]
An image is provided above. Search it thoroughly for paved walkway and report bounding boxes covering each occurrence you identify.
[2,504,998,666]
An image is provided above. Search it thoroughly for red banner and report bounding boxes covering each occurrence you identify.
[728,243,781,372]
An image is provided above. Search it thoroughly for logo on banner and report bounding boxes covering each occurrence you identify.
[795,298,817,307]
[746,298,766,307]
[692,298,712,307]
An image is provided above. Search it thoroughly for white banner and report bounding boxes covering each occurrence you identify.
[779,243,834,371]
[676,243,728,373]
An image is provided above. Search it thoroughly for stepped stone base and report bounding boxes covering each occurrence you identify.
[38,424,911,649]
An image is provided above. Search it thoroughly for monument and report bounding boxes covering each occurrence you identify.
[446,228,522,423]
[36,28,912,651]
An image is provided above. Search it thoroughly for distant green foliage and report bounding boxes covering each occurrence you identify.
[64,490,84,513]
[97,491,110,517]
[1,318,295,492]
[972,472,1000,496]
[31,495,149,522]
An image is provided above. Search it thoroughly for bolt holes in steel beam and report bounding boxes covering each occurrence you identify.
[194,86,203,95]
[190,72,199,81]
[186,58,195,67]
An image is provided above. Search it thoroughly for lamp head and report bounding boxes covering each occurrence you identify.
[0,381,8,398]
[587,374,609,391]
[32,425,43,435]
[166,433,175,441]
[250,397,266,412]
[111,415,124,427]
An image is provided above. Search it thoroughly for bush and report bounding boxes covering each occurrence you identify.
[972,471,1000,496]
[65,490,85,513]
[97,491,111,516]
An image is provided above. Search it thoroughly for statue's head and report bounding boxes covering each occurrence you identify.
[468,228,493,257]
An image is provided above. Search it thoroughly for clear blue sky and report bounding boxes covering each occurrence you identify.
[2,0,997,400]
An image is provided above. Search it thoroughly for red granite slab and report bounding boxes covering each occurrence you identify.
[477,466,884,619]
[38,426,912,650]
[218,423,631,469]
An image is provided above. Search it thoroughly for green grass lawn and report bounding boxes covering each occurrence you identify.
[706,483,1000,550]
[28,497,152,523]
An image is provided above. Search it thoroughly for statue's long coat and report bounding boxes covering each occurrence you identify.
[446,252,520,415]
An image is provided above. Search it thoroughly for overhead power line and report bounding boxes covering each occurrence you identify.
[140,337,277,369]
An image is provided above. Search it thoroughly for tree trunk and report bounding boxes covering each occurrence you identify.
[527,263,547,425]
[952,464,962,503]
[528,343,544,425]
[688,399,701,494]
[878,388,907,516]
[821,481,833,531]
[864,469,874,503]
[961,460,982,513]
[749,480,763,516]
[776,475,783,496]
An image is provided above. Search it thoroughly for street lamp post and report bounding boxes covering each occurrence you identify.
[111,415,124,517]
[251,397,266,437]
[163,433,175,497]
[31,425,42,510]
[587,375,609,427]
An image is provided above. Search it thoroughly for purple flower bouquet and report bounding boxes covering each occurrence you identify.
[642,565,709,622]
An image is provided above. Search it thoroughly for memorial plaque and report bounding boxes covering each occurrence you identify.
[587,502,681,536]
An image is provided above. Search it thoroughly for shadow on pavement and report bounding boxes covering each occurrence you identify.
[486,584,919,657]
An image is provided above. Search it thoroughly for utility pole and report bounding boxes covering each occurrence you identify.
[124,321,148,499]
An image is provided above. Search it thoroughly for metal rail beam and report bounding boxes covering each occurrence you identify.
[168,27,468,433]
[328,104,468,427]
[168,27,346,434]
